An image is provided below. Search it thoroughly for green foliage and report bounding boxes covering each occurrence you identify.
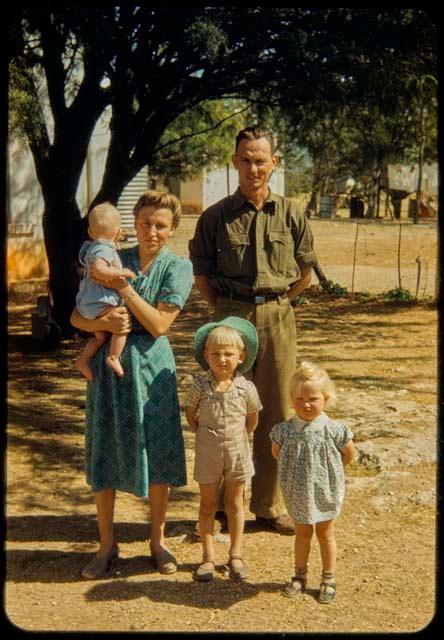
[384,287,414,302]
[323,280,349,297]
[8,63,41,147]
[150,99,251,181]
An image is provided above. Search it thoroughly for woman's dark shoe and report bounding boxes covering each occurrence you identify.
[150,546,177,574]
[81,543,119,580]
[193,559,215,582]
[226,555,248,581]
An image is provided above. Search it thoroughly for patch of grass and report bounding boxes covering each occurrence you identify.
[323,280,349,296]
[384,287,414,302]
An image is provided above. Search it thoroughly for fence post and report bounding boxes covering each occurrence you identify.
[351,222,359,294]
[397,224,402,290]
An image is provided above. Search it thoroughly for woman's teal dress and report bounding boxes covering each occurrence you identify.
[85,245,193,497]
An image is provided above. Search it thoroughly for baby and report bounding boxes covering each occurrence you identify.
[75,202,135,379]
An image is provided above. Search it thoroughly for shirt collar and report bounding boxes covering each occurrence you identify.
[292,412,328,429]
[131,244,169,274]
[232,187,277,214]
[204,369,247,390]
[93,238,117,249]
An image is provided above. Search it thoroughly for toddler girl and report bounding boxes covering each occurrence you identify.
[270,361,355,604]
[185,317,262,582]
[75,202,135,379]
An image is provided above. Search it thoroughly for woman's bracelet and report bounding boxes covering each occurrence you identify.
[122,289,136,304]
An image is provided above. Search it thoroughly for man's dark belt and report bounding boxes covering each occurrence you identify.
[221,291,286,304]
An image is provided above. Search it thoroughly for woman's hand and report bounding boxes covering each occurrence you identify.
[70,306,131,335]
[90,261,135,290]
[102,306,132,334]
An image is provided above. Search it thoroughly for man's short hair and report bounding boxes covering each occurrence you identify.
[235,126,275,154]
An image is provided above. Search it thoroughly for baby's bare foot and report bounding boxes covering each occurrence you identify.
[76,357,93,380]
[106,355,124,377]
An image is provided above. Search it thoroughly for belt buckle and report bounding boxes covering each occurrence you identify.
[254,295,266,304]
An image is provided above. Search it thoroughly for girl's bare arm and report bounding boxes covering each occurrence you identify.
[341,440,355,466]
[271,442,281,460]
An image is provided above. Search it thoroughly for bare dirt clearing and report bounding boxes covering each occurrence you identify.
[6,219,438,633]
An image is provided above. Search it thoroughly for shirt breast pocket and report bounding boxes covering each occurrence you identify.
[216,232,250,277]
[266,231,293,274]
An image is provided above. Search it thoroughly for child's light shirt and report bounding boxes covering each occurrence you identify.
[76,239,124,319]
[270,412,354,524]
[185,370,262,483]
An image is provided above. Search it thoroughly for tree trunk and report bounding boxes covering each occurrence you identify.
[366,167,381,217]
[42,194,85,338]
[414,106,426,225]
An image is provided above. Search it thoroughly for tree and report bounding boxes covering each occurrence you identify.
[9,7,309,335]
[9,8,437,335]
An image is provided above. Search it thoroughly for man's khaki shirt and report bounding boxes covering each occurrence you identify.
[189,188,317,297]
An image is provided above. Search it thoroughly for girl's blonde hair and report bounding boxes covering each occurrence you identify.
[205,326,245,352]
[290,361,337,407]
[133,190,181,228]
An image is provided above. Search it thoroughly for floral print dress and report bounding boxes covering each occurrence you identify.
[270,413,354,524]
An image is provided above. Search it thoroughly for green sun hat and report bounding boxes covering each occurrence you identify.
[193,316,259,375]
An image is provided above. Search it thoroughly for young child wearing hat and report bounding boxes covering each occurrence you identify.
[185,317,262,582]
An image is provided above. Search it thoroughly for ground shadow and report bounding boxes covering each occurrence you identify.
[84,575,284,610]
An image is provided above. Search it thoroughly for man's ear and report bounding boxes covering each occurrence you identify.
[232,153,238,169]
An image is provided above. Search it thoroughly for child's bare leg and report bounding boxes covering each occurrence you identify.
[198,482,220,566]
[316,519,336,574]
[224,480,246,569]
[294,522,314,576]
[76,331,108,380]
[106,333,127,377]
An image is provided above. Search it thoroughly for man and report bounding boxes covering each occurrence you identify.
[189,126,317,534]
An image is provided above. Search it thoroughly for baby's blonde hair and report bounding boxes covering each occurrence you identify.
[290,361,337,407]
[205,326,245,352]
[88,202,121,240]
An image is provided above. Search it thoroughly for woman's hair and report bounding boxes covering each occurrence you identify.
[290,361,337,407]
[88,202,121,239]
[235,125,275,154]
[132,190,181,228]
[205,326,245,352]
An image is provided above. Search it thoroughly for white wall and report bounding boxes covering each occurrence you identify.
[201,166,285,210]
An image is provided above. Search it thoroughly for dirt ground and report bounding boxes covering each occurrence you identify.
[5,218,438,633]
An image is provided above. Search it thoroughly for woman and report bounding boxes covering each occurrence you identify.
[71,190,193,579]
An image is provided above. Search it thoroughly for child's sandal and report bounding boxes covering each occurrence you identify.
[282,575,306,599]
[193,559,216,582]
[318,581,336,604]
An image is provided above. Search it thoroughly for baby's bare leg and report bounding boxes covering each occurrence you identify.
[76,331,108,380]
[106,333,127,377]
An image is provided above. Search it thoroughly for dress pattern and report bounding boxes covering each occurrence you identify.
[85,245,193,497]
[270,413,354,524]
